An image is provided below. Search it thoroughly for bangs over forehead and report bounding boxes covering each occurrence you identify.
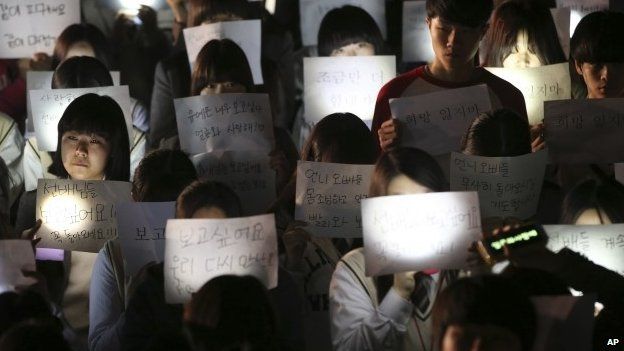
[317,5,383,56]
[571,11,624,63]
[426,0,493,28]
[58,94,123,139]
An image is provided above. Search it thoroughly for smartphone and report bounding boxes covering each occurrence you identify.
[477,223,548,265]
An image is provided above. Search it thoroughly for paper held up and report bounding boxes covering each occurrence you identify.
[0,0,80,58]
[450,150,548,220]
[544,98,624,164]
[174,93,274,155]
[362,191,482,276]
[303,55,396,125]
[29,86,133,151]
[164,214,278,304]
[402,1,435,62]
[0,240,37,294]
[295,161,374,238]
[183,19,263,84]
[485,63,571,126]
[191,150,276,216]
[36,179,132,253]
[555,0,608,35]
[116,201,176,278]
[390,84,492,156]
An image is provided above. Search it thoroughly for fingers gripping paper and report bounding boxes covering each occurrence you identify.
[36,179,132,253]
[362,192,482,276]
[183,20,263,84]
[174,94,274,155]
[0,240,36,293]
[0,0,80,58]
[164,214,278,304]
[390,84,492,155]
[29,86,133,151]
[295,161,374,238]
[450,150,548,220]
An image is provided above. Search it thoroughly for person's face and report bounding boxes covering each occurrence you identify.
[427,17,485,70]
[575,208,612,225]
[387,174,432,195]
[65,41,96,59]
[330,41,375,57]
[502,31,542,68]
[200,81,247,95]
[61,131,110,180]
[574,61,624,99]
[191,206,227,219]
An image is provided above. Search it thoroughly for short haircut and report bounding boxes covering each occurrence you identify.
[176,180,242,218]
[52,23,111,69]
[482,1,566,67]
[317,5,384,56]
[426,0,493,28]
[432,275,537,351]
[560,178,624,224]
[369,147,446,196]
[132,149,198,202]
[187,0,251,27]
[570,11,624,64]
[190,39,254,96]
[301,113,376,164]
[461,108,531,157]
[49,94,130,181]
[52,56,113,89]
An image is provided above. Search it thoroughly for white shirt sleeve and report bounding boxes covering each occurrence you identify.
[329,260,413,351]
[0,117,24,206]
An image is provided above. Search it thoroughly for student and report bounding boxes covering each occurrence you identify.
[0,320,72,351]
[570,11,624,99]
[372,0,528,153]
[0,112,24,210]
[329,147,457,351]
[481,1,565,68]
[560,178,624,225]
[184,275,279,351]
[460,109,532,157]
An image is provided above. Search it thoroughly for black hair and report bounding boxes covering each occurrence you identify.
[190,39,254,96]
[426,0,493,28]
[571,11,624,64]
[317,5,384,57]
[482,1,566,67]
[176,180,242,219]
[49,94,130,181]
[0,320,70,351]
[51,56,113,89]
[52,23,111,69]
[301,113,376,164]
[461,109,531,157]
[560,178,624,224]
[432,275,537,351]
[187,0,251,27]
[132,149,198,202]
[0,291,58,335]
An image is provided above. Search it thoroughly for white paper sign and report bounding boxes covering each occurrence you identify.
[0,0,80,58]
[391,84,492,155]
[299,0,386,46]
[174,93,274,155]
[295,161,374,238]
[29,86,133,151]
[486,64,571,125]
[615,163,624,185]
[191,150,276,216]
[402,1,434,62]
[183,20,263,84]
[362,191,481,276]
[0,240,36,293]
[164,214,278,303]
[116,201,175,278]
[303,55,396,125]
[550,8,571,57]
[545,224,624,276]
[36,179,132,253]
[450,151,548,220]
[26,70,121,134]
[544,98,624,163]
[556,0,608,36]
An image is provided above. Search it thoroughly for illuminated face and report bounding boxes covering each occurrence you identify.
[574,61,624,99]
[387,174,432,196]
[502,31,542,68]
[330,41,375,57]
[427,17,484,70]
[575,208,612,225]
[191,206,227,219]
[200,81,247,95]
[65,41,96,59]
[61,131,110,180]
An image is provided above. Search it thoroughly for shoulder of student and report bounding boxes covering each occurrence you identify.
[478,67,528,120]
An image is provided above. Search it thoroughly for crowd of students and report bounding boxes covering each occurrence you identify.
[0,0,624,350]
